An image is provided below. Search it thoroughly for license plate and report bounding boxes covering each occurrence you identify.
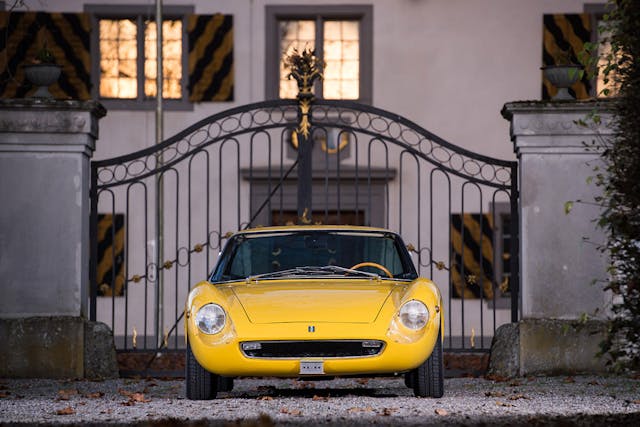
[299,360,324,375]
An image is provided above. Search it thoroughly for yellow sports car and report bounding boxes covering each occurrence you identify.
[185,226,444,399]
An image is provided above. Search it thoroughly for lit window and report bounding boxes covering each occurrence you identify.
[267,6,372,103]
[323,20,359,100]
[98,17,182,100]
[144,20,182,99]
[278,19,359,100]
[99,19,138,99]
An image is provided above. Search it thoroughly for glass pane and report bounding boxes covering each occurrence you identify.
[278,20,315,99]
[323,20,359,100]
[99,19,137,98]
[144,19,182,99]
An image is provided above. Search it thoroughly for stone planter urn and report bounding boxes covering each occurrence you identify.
[541,65,584,100]
[23,63,62,98]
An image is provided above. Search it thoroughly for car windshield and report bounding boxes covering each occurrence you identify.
[211,230,418,282]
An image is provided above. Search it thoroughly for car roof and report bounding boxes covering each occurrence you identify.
[234,225,399,236]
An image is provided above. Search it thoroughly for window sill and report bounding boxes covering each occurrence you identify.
[97,99,195,112]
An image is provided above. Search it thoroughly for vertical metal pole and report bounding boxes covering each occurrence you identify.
[155,0,165,349]
[286,49,323,224]
[510,164,520,323]
[89,164,98,321]
[296,130,313,221]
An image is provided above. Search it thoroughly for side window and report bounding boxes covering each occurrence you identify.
[265,5,372,104]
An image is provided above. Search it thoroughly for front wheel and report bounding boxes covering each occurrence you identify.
[185,341,218,400]
[411,329,444,398]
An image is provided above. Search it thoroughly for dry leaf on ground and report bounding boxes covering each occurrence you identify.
[435,408,449,416]
[485,391,505,397]
[56,406,75,415]
[83,392,104,399]
[508,394,528,401]
[57,389,79,401]
[280,408,302,415]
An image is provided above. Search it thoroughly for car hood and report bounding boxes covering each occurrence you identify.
[230,279,398,324]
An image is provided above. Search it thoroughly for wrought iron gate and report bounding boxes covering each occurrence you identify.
[90,79,519,364]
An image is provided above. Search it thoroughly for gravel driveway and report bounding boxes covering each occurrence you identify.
[1,375,640,426]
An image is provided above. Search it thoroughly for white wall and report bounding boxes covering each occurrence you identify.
[9,0,598,345]
[17,0,595,161]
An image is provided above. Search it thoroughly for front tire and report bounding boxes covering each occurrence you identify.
[186,341,218,400]
[412,329,444,398]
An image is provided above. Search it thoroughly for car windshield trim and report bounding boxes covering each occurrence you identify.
[246,265,380,281]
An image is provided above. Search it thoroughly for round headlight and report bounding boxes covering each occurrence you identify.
[399,300,429,330]
[195,303,226,334]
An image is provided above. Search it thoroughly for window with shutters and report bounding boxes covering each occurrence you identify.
[86,5,192,110]
[265,5,372,104]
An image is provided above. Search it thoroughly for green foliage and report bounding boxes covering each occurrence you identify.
[591,0,640,371]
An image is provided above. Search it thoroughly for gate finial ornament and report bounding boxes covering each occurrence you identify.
[285,48,324,138]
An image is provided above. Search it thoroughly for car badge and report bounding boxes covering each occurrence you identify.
[308,325,316,333]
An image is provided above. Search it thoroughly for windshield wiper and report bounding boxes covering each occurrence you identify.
[246,265,379,281]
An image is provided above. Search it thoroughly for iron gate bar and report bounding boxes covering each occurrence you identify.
[90,94,519,356]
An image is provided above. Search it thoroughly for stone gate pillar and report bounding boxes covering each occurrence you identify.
[492,100,615,376]
[0,98,113,378]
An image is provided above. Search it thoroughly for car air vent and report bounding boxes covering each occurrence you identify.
[240,340,385,358]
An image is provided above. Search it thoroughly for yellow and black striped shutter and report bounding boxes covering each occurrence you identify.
[97,214,126,297]
[0,12,91,100]
[188,14,233,102]
[450,214,495,300]
[542,13,592,100]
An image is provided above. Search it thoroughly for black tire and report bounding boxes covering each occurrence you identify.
[217,376,234,392]
[185,341,218,400]
[412,329,444,398]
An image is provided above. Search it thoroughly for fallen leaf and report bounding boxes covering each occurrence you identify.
[348,406,374,413]
[378,408,397,416]
[280,408,302,415]
[57,389,79,401]
[485,391,505,397]
[118,388,133,397]
[508,380,522,387]
[130,393,151,403]
[632,400,640,405]
[564,376,576,383]
[587,380,599,386]
[258,396,273,401]
[356,378,369,385]
[56,406,75,415]
[495,401,513,407]
[509,394,527,401]
[312,395,329,401]
[435,408,448,416]
[83,392,104,399]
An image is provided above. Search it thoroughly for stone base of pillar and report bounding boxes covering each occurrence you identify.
[0,317,118,379]
[488,319,609,378]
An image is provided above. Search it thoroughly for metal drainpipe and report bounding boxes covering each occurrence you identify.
[155,0,165,351]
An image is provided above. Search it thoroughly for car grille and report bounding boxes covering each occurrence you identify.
[240,340,385,359]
